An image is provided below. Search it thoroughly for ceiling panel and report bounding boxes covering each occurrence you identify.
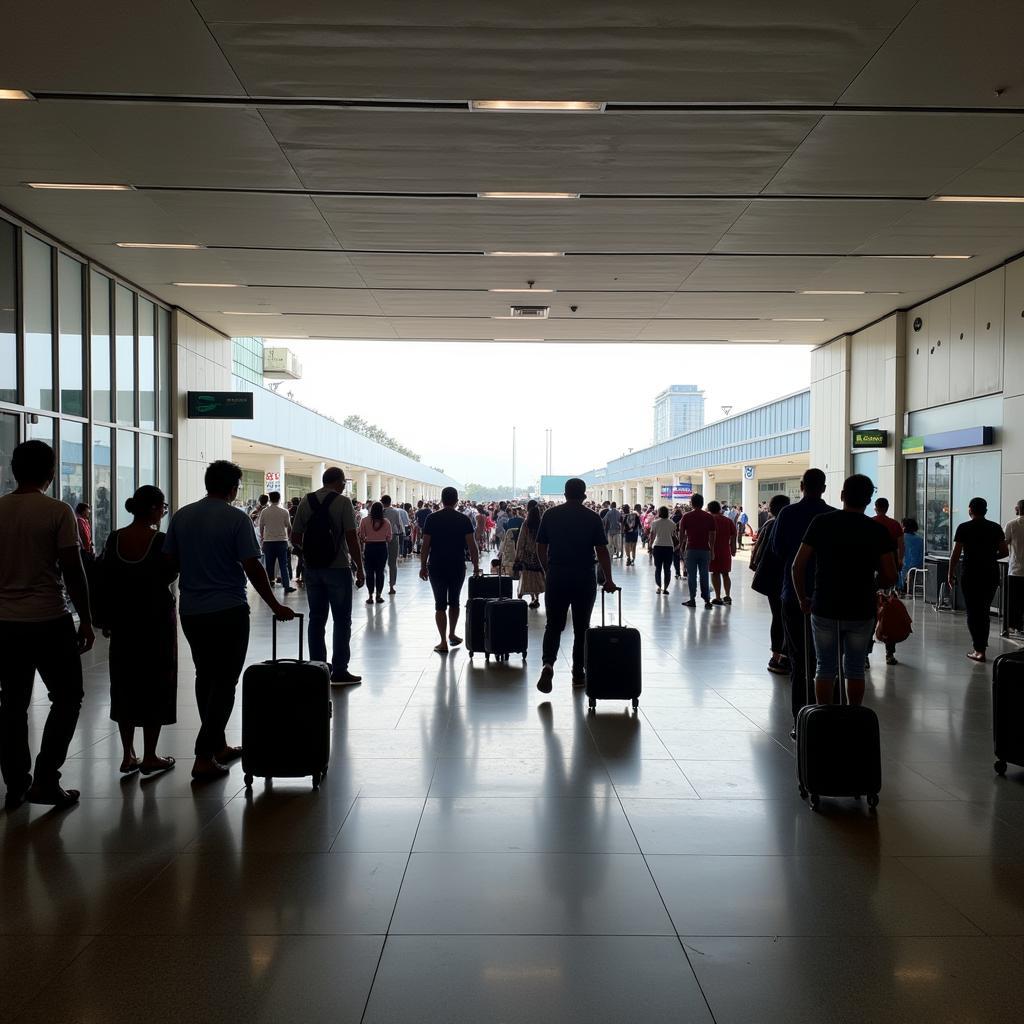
[765,114,1024,197]
[368,290,669,319]
[1,2,244,95]
[167,285,384,317]
[206,313,399,339]
[198,1,909,103]
[942,131,1024,196]
[679,255,842,290]
[0,105,120,185]
[263,108,817,193]
[839,0,1024,108]
[313,197,747,253]
[389,316,648,341]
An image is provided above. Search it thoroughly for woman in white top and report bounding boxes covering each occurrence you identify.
[649,506,678,594]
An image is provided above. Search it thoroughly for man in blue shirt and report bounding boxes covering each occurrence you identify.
[769,468,834,734]
[164,460,294,781]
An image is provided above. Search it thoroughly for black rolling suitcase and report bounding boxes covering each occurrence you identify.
[584,587,642,712]
[796,617,881,810]
[242,614,332,791]
[484,576,529,663]
[466,573,513,658]
[993,651,1024,776]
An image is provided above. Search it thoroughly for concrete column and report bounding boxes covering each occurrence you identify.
[266,454,285,497]
[701,469,716,503]
[357,471,368,503]
[399,479,408,503]
[313,462,326,489]
[373,473,383,503]
[741,465,758,522]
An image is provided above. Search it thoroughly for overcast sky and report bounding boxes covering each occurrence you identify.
[268,340,813,486]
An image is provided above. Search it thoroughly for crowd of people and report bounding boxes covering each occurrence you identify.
[1,438,1022,812]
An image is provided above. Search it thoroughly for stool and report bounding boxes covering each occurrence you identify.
[906,566,927,602]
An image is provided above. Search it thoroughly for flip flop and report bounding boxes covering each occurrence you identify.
[217,746,243,763]
[449,635,463,647]
[433,644,449,654]
[119,759,141,775]
[139,756,176,776]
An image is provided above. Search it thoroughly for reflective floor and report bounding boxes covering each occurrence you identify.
[3,555,1024,1023]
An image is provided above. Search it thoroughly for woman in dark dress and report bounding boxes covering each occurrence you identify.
[101,486,178,775]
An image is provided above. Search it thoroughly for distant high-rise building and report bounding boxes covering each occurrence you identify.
[653,384,705,442]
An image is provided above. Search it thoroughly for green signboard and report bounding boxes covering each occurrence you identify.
[902,435,925,455]
[187,391,254,419]
[852,429,888,449]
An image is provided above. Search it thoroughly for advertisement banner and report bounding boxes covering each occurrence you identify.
[264,472,281,493]
[659,483,693,502]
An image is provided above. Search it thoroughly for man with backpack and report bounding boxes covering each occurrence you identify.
[291,467,365,685]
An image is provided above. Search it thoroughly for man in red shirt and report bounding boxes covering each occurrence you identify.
[679,493,717,609]
[872,498,905,567]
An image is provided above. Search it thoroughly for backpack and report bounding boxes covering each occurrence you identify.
[876,591,913,645]
[301,493,341,569]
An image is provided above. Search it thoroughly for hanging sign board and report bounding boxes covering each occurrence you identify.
[852,429,888,449]
[187,391,254,419]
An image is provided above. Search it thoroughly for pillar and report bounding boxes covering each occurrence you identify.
[357,470,368,503]
[373,473,383,502]
[399,479,408,503]
[266,454,285,497]
[741,464,758,521]
[313,462,325,489]
[701,469,716,503]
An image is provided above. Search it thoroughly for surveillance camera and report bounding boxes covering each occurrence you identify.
[570,305,578,313]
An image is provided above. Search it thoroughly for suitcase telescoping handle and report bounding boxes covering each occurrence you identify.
[272,612,305,663]
[600,586,623,627]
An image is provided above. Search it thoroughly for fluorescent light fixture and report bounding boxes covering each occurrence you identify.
[116,242,205,249]
[731,339,780,344]
[863,253,972,260]
[931,194,1024,203]
[27,182,134,191]
[800,289,865,295]
[485,251,563,257]
[220,310,278,316]
[478,191,579,199]
[0,89,33,101]
[471,100,605,113]
[488,288,555,293]
[771,317,825,322]
[172,282,242,288]
[493,336,545,342]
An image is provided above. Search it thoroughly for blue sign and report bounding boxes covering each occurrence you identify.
[921,426,993,451]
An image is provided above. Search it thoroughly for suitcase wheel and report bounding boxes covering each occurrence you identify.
[809,794,821,811]
[312,771,321,790]
[243,773,253,788]
[995,760,1008,776]
[631,698,639,711]
[485,654,490,662]
[867,793,879,809]
[798,784,807,801]
[588,697,596,712]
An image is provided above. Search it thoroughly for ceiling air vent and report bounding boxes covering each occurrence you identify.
[509,305,550,318]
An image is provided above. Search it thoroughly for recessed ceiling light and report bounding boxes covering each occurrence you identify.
[0,89,33,101]
[478,191,580,200]
[116,242,205,249]
[800,290,866,295]
[488,288,556,293]
[931,194,1024,203]
[470,100,605,113]
[485,251,563,257]
[27,182,134,191]
[220,311,278,316]
[771,317,825,322]
[172,282,242,288]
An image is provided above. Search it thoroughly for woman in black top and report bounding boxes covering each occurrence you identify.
[949,497,1009,662]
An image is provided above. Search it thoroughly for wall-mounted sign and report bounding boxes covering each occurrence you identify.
[852,429,889,449]
[660,483,694,501]
[743,465,756,480]
[187,391,254,419]
[264,472,281,493]
[901,426,993,455]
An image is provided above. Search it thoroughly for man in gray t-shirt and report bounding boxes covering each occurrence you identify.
[603,503,623,560]
[292,467,365,684]
[381,495,404,593]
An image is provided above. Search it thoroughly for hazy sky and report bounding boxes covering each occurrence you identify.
[268,340,813,486]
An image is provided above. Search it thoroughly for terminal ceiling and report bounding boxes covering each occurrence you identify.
[4,2,1024,346]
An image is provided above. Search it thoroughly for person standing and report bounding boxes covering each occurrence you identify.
[679,493,716,610]
[101,486,178,776]
[792,474,898,706]
[381,495,404,594]
[259,491,296,593]
[358,501,392,604]
[707,500,737,605]
[949,497,1009,663]
[291,467,366,684]
[649,506,677,594]
[750,493,791,674]
[0,441,94,810]
[75,502,94,559]
[535,478,616,694]
[165,461,295,781]
[622,504,641,566]
[736,506,749,550]
[1005,499,1024,632]
[769,468,834,735]
[604,502,623,561]
[514,500,546,608]
[419,487,479,654]
[872,497,905,570]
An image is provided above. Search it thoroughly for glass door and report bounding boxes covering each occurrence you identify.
[925,456,952,555]
[0,412,21,495]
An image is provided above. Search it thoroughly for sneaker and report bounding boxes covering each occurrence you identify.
[722,596,732,605]
[704,601,714,610]
[26,784,80,808]
[284,586,297,594]
[537,665,554,694]
[682,599,697,607]
[711,598,724,606]
[885,653,898,665]
[331,670,362,685]
[767,660,789,675]
[4,786,29,811]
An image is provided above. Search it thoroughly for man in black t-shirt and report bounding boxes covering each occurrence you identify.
[949,497,1009,662]
[535,478,616,695]
[420,487,479,654]
[792,474,897,707]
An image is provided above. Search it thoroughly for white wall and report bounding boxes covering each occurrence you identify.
[809,335,850,501]
[172,311,232,507]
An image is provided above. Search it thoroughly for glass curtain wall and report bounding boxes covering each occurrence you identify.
[0,211,174,531]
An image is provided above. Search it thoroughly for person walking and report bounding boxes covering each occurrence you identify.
[649,506,677,594]
[535,478,616,694]
[291,467,366,684]
[792,474,898,706]
[769,468,834,736]
[381,495,404,594]
[949,497,1009,662]
[736,506,749,549]
[259,491,296,593]
[1005,499,1024,633]
[164,460,295,781]
[750,493,791,674]
[622,504,641,565]
[75,501,94,559]
[419,487,479,654]
[0,441,94,810]
[679,493,716,610]
[101,486,178,776]
[514,500,546,608]
[706,500,737,605]
[358,501,392,604]
[604,502,623,560]
[872,497,905,571]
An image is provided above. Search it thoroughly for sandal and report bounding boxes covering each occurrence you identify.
[966,651,986,663]
[119,758,142,775]
[433,643,449,655]
[216,746,243,763]
[139,756,176,776]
